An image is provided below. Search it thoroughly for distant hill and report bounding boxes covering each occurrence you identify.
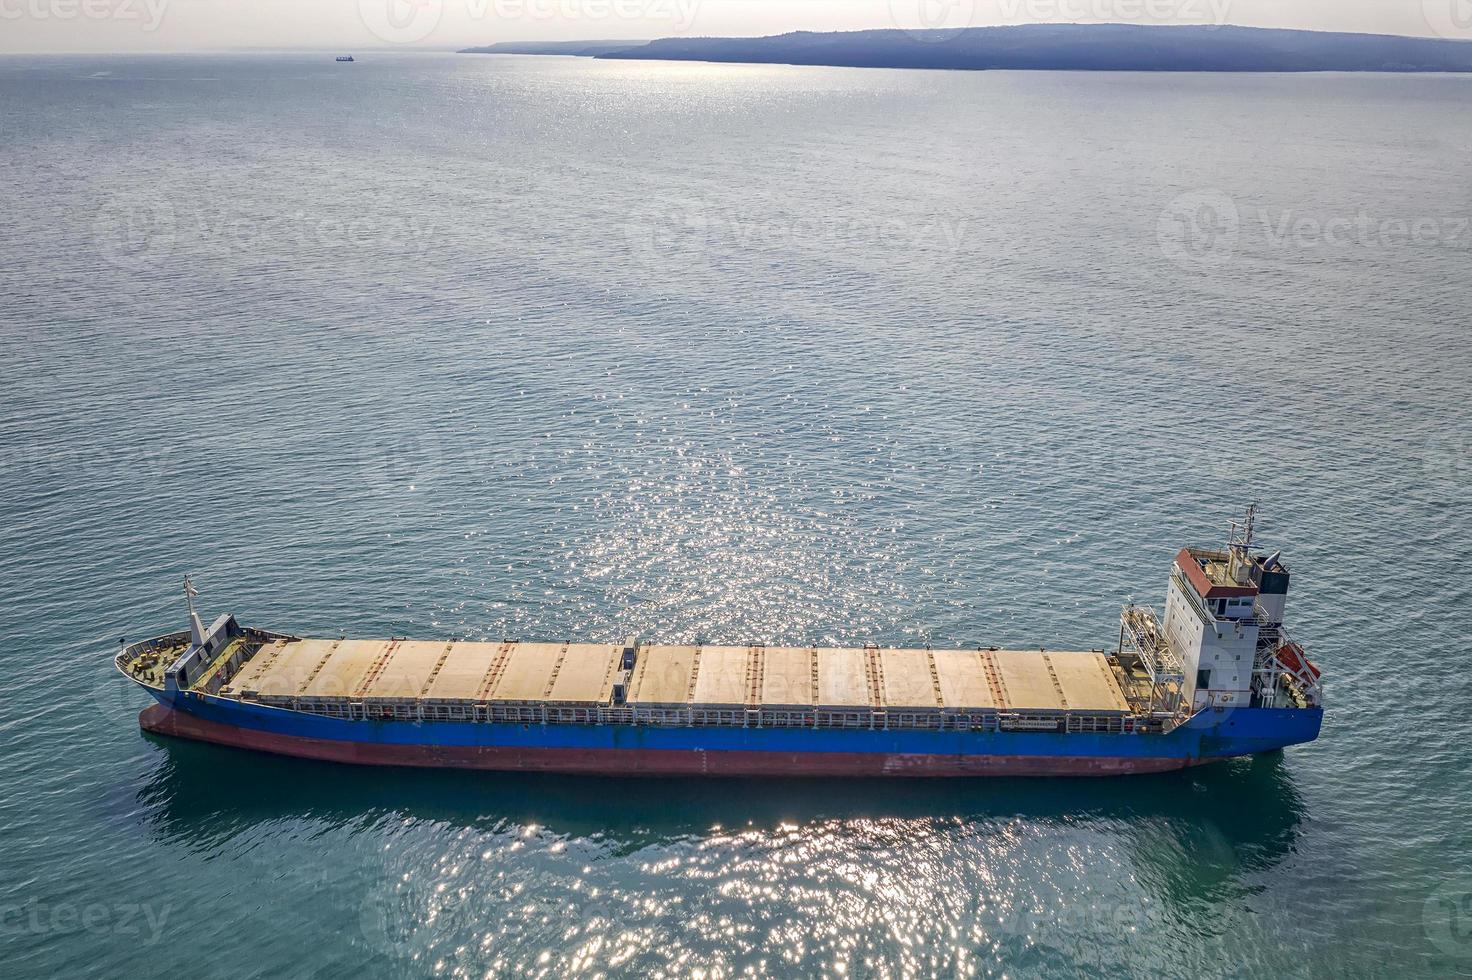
[464,24,1472,73]
[460,40,649,58]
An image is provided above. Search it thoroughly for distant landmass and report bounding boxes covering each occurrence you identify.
[461,24,1472,73]
[460,39,649,58]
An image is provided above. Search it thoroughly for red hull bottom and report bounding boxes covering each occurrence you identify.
[139,706,1196,777]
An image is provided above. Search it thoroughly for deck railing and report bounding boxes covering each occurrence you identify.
[233,692,1137,733]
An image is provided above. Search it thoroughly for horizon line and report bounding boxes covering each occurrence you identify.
[5,21,1471,58]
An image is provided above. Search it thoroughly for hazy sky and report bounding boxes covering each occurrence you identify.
[1,0,1463,54]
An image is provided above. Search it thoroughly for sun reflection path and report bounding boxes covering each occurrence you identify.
[356,812,1166,978]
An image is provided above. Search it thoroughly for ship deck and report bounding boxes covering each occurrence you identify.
[213,637,1132,721]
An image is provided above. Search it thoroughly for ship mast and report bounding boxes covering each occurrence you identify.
[184,574,206,646]
[1227,502,1258,584]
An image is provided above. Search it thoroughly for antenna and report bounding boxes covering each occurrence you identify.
[1228,502,1258,550]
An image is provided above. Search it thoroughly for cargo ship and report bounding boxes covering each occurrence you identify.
[117,507,1323,776]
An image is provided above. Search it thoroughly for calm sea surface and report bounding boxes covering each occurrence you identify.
[2,51,1470,978]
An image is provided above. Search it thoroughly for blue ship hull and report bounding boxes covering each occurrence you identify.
[139,689,1323,777]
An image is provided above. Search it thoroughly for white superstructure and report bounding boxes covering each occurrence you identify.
[1120,505,1320,719]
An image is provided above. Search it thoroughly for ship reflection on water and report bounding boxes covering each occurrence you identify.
[130,734,1307,971]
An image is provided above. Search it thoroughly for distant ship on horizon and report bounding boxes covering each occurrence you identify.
[335,55,354,63]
